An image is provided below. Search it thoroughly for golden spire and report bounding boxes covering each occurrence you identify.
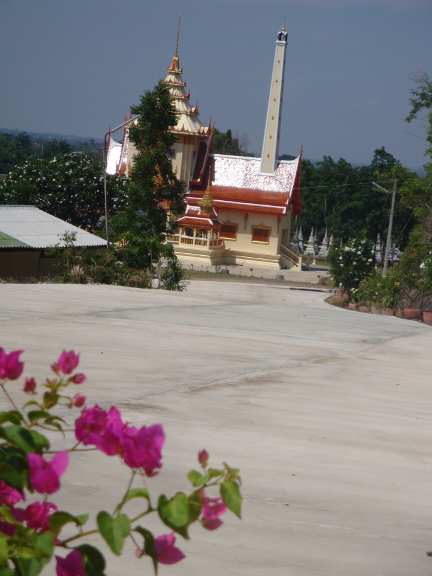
[198,171,215,216]
[168,14,182,72]
[174,14,181,58]
[281,18,285,32]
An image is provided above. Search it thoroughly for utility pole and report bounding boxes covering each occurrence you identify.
[372,180,397,277]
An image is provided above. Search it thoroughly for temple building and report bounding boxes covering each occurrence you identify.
[107,19,302,270]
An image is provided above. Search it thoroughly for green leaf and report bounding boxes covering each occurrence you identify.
[0,412,23,426]
[187,470,206,487]
[0,448,28,491]
[206,468,224,481]
[158,493,191,539]
[49,511,89,533]
[134,527,158,574]
[0,505,19,524]
[0,426,49,454]
[75,545,107,576]
[23,401,41,410]
[26,411,51,424]
[15,531,54,576]
[42,392,59,410]
[187,491,202,524]
[220,481,243,519]
[114,488,149,513]
[0,536,9,565]
[16,547,36,560]
[96,512,130,556]
[0,566,16,576]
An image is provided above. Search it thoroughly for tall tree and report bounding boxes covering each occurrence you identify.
[0,132,33,174]
[401,72,432,242]
[0,153,128,230]
[212,128,252,156]
[111,81,185,269]
[298,150,413,246]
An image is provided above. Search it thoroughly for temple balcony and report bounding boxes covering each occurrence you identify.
[166,229,223,250]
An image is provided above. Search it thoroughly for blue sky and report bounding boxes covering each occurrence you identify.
[1,0,431,169]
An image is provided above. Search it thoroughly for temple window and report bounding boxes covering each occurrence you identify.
[168,148,176,158]
[252,226,271,244]
[220,224,238,240]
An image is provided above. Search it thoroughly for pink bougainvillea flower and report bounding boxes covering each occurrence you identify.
[122,423,165,474]
[154,533,185,565]
[75,405,124,456]
[52,350,80,375]
[70,393,86,408]
[28,451,69,494]
[68,373,86,384]
[55,550,85,576]
[0,348,24,380]
[25,501,58,534]
[198,449,209,468]
[0,480,25,506]
[58,350,80,374]
[23,377,37,394]
[201,495,227,531]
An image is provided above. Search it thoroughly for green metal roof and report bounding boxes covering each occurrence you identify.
[0,230,31,248]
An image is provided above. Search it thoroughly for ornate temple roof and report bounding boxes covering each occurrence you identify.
[187,153,302,216]
[163,15,211,136]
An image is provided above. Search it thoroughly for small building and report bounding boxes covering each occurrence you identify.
[107,20,302,270]
[0,205,106,279]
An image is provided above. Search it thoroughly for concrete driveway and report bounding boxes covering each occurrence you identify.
[1,281,431,575]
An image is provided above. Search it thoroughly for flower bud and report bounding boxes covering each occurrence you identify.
[68,373,87,384]
[70,393,86,408]
[198,449,209,468]
[23,377,37,394]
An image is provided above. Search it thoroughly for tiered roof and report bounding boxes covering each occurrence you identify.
[164,16,211,136]
[177,179,221,229]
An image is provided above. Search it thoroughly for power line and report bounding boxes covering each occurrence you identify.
[301,180,392,191]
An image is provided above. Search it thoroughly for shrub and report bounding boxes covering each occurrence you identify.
[327,238,375,300]
[0,347,243,575]
[160,256,189,291]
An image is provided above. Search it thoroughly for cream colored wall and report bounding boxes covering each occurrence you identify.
[218,210,290,256]
[173,136,199,182]
[126,134,201,184]
[278,208,292,249]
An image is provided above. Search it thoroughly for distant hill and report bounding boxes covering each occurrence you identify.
[0,128,102,145]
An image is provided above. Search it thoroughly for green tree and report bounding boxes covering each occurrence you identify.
[0,153,128,230]
[0,132,33,173]
[212,128,252,156]
[41,139,73,159]
[298,150,413,246]
[402,72,432,242]
[111,81,186,269]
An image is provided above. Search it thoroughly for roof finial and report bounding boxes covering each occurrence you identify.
[281,18,285,32]
[198,170,215,216]
[168,14,182,72]
[174,14,181,58]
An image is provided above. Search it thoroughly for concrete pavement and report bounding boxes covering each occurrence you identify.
[1,281,431,575]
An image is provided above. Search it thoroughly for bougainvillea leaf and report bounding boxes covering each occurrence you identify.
[220,480,243,519]
[96,512,130,556]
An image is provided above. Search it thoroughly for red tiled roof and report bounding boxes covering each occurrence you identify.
[177,216,221,228]
[187,186,290,215]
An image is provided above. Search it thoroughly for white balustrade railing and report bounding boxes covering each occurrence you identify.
[279,244,302,267]
[166,233,223,249]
